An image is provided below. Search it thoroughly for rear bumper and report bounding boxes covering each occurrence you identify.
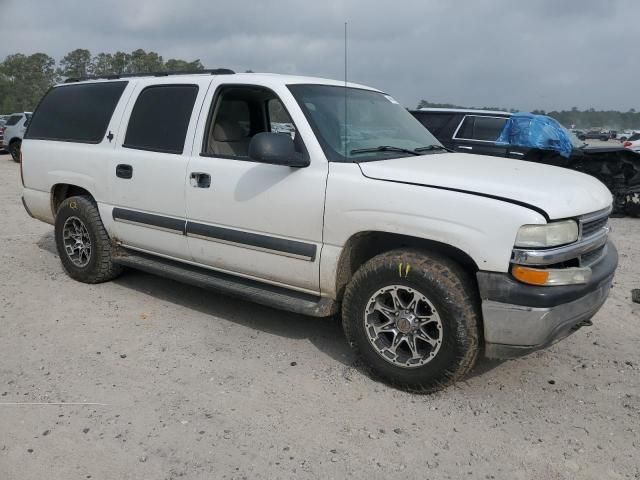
[478,242,617,359]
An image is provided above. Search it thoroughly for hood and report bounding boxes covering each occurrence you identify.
[358,153,612,220]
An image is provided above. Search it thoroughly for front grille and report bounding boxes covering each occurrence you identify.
[581,215,609,239]
[580,245,606,266]
[577,209,610,266]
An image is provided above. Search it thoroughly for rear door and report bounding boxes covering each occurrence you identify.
[109,78,212,260]
[452,115,509,157]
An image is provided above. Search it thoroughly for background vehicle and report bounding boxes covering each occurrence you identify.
[578,129,609,141]
[623,132,640,152]
[21,72,616,393]
[411,108,640,216]
[2,112,32,162]
[0,118,6,153]
[616,130,640,142]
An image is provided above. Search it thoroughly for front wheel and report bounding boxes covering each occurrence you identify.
[54,195,123,283]
[626,191,640,217]
[342,250,480,393]
[9,141,20,162]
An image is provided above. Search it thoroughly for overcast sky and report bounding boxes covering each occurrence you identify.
[1,0,637,111]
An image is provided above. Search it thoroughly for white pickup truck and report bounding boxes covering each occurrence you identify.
[21,70,617,392]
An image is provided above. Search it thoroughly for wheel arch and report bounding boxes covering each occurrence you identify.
[334,230,480,301]
[51,183,94,218]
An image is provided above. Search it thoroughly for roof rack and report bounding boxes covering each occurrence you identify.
[64,68,235,83]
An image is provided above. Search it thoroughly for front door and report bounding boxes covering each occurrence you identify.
[109,79,211,259]
[184,82,327,293]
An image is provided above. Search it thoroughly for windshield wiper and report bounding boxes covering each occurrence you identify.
[414,145,448,153]
[350,145,421,156]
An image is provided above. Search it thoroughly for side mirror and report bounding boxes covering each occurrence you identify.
[248,132,309,167]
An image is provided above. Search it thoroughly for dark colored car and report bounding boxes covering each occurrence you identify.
[578,130,609,141]
[411,108,640,217]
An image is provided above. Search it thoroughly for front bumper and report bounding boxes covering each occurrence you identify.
[478,241,618,359]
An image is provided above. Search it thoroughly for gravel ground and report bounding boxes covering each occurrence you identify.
[0,153,638,480]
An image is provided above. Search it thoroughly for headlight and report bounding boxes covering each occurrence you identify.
[514,220,578,248]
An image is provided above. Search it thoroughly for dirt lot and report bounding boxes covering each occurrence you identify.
[0,154,638,480]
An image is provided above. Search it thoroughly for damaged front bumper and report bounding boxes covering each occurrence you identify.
[477,242,618,359]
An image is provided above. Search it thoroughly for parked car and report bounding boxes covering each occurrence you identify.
[0,118,6,153]
[411,108,640,216]
[578,129,609,141]
[21,72,616,392]
[2,112,32,162]
[618,130,639,142]
[623,133,640,152]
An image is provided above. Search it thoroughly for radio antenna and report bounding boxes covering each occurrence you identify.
[344,21,348,159]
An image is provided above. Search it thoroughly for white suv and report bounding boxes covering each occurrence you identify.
[21,71,617,392]
[3,112,32,162]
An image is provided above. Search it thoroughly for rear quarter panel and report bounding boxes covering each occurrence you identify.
[21,83,136,226]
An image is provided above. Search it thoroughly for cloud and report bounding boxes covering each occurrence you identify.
[1,0,638,110]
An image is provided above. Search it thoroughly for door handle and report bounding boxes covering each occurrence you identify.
[509,151,525,156]
[190,172,211,188]
[458,146,473,150]
[116,164,133,179]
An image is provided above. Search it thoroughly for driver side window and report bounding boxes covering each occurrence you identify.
[203,86,302,161]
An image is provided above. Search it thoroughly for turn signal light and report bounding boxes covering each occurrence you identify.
[512,265,592,286]
[512,266,550,285]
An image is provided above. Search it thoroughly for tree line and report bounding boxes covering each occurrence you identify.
[417,100,640,131]
[0,49,206,113]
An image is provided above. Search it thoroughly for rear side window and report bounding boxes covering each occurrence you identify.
[5,114,23,126]
[124,85,199,154]
[473,116,507,141]
[26,82,127,143]
[629,133,640,141]
[455,115,507,141]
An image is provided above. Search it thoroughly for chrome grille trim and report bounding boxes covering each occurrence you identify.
[511,206,611,267]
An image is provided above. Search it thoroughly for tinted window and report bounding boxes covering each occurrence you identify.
[124,85,198,154]
[455,116,474,139]
[473,116,507,141]
[5,114,23,126]
[455,115,507,141]
[414,113,455,136]
[629,133,640,141]
[26,82,127,142]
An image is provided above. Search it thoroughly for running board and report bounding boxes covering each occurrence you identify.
[113,249,338,317]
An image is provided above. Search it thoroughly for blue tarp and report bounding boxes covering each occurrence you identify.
[497,112,573,158]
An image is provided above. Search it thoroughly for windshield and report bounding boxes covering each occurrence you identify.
[288,84,443,162]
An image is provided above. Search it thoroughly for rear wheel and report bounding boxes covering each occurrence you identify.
[626,191,640,217]
[54,195,122,283]
[342,249,480,393]
[9,141,21,162]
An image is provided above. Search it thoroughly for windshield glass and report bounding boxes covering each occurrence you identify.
[288,84,443,162]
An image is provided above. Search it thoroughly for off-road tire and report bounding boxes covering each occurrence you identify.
[625,191,640,217]
[342,249,480,393]
[54,195,123,283]
[9,141,21,162]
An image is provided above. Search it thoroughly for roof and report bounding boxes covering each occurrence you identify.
[415,107,512,116]
[59,71,379,92]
